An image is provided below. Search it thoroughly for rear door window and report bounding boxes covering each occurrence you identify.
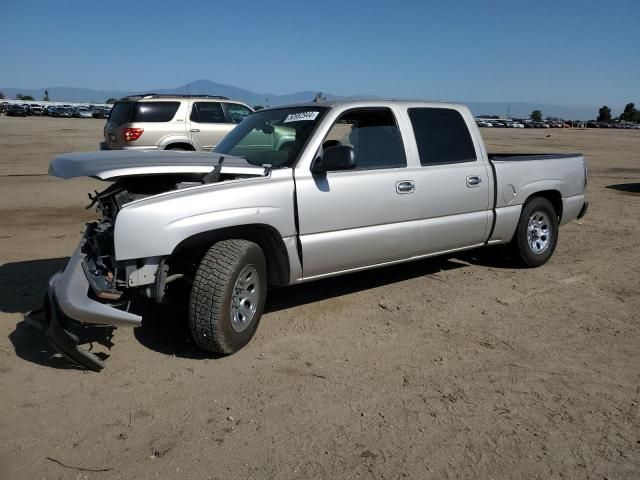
[190,102,226,123]
[408,108,477,165]
[131,102,180,122]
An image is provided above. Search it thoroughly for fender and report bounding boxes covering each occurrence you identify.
[113,169,297,261]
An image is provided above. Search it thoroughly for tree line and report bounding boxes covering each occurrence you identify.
[596,103,640,123]
[530,103,639,123]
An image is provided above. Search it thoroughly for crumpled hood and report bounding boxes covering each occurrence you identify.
[49,150,265,180]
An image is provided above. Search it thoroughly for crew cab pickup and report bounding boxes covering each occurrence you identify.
[44,100,588,370]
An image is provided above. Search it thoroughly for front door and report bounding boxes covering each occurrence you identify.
[295,108,420,279]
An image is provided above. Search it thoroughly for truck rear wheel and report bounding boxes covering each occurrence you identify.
[510,197,559,267]
[189,240,267,354]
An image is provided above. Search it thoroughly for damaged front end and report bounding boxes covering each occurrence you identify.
[35,182,169,370]
[36,151,267,370]
[38,178,192,370]
[81,180,164,302]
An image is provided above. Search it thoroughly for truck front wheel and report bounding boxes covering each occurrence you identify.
[189,239,267,354]
[510,197,559,267]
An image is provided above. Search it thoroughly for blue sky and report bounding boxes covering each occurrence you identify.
[0,0,638,107]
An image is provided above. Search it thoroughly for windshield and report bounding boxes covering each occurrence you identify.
[214,107,327,168]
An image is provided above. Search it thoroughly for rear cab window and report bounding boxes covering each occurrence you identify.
[408,108,477,165]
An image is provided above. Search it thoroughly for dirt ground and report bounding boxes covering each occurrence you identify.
[0,116,638,479]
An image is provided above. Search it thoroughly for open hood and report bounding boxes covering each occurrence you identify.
[49,150,265,180]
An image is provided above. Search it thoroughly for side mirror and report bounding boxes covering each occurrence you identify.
[260,122,275,134]
[311,145,356,173]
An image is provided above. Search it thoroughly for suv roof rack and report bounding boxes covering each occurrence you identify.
[119,93,230,101]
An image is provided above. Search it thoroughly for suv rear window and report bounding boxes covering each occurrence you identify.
[408,108,477,165]
[109,101,180,123]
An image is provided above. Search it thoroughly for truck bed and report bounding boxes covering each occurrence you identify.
[486,151,587,245]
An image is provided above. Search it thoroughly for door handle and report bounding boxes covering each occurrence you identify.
[466,175,482,187]
[396,180,416,194]
[189,129,200,133]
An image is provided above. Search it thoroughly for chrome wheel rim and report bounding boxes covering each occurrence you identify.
[527,211,552,254]
[230,265,260,333]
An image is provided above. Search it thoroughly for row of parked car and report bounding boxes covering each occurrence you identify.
[476,118,639,129]
[0,102,112,119]
[476,119,570,128]
[583,121,640,129]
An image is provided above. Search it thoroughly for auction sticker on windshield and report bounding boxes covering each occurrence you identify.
[283,111,319,123]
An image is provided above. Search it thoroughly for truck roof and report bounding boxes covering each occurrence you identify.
[262,98,470,111]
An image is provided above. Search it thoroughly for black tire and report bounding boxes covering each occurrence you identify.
[510,197,559,267]
[189,240,267,354]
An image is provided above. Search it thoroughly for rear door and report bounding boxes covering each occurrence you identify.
[404,107,491,253]
[295,107,420,278]
[188,101,235,150]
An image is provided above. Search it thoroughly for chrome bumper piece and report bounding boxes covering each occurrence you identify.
[50,245,141,327]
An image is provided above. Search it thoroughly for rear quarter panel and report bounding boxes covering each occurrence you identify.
[492,155,585,207]
[489,155,586,242]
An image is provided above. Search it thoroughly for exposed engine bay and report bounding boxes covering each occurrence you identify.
[81,170,246,303]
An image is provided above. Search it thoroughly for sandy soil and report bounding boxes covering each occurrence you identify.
[0,116,638,479]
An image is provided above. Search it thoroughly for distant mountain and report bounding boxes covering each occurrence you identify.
[0,80,344,107]
[135,79,336,107]
[0,79,607,120]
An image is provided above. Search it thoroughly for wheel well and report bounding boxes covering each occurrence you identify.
[526,190,563,221]
[169,225,290,287]
[164,142,195,151]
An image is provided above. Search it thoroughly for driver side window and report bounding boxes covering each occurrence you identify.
[323,108,406,170]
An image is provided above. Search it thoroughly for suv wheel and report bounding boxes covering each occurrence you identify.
[189,240,267,354]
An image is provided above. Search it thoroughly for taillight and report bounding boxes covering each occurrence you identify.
[122,128,144,142]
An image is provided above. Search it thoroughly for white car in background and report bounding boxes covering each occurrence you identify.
[73,107,94,118]
[101,94,254,151]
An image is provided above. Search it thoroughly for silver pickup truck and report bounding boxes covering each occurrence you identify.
[44,100,588,370]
